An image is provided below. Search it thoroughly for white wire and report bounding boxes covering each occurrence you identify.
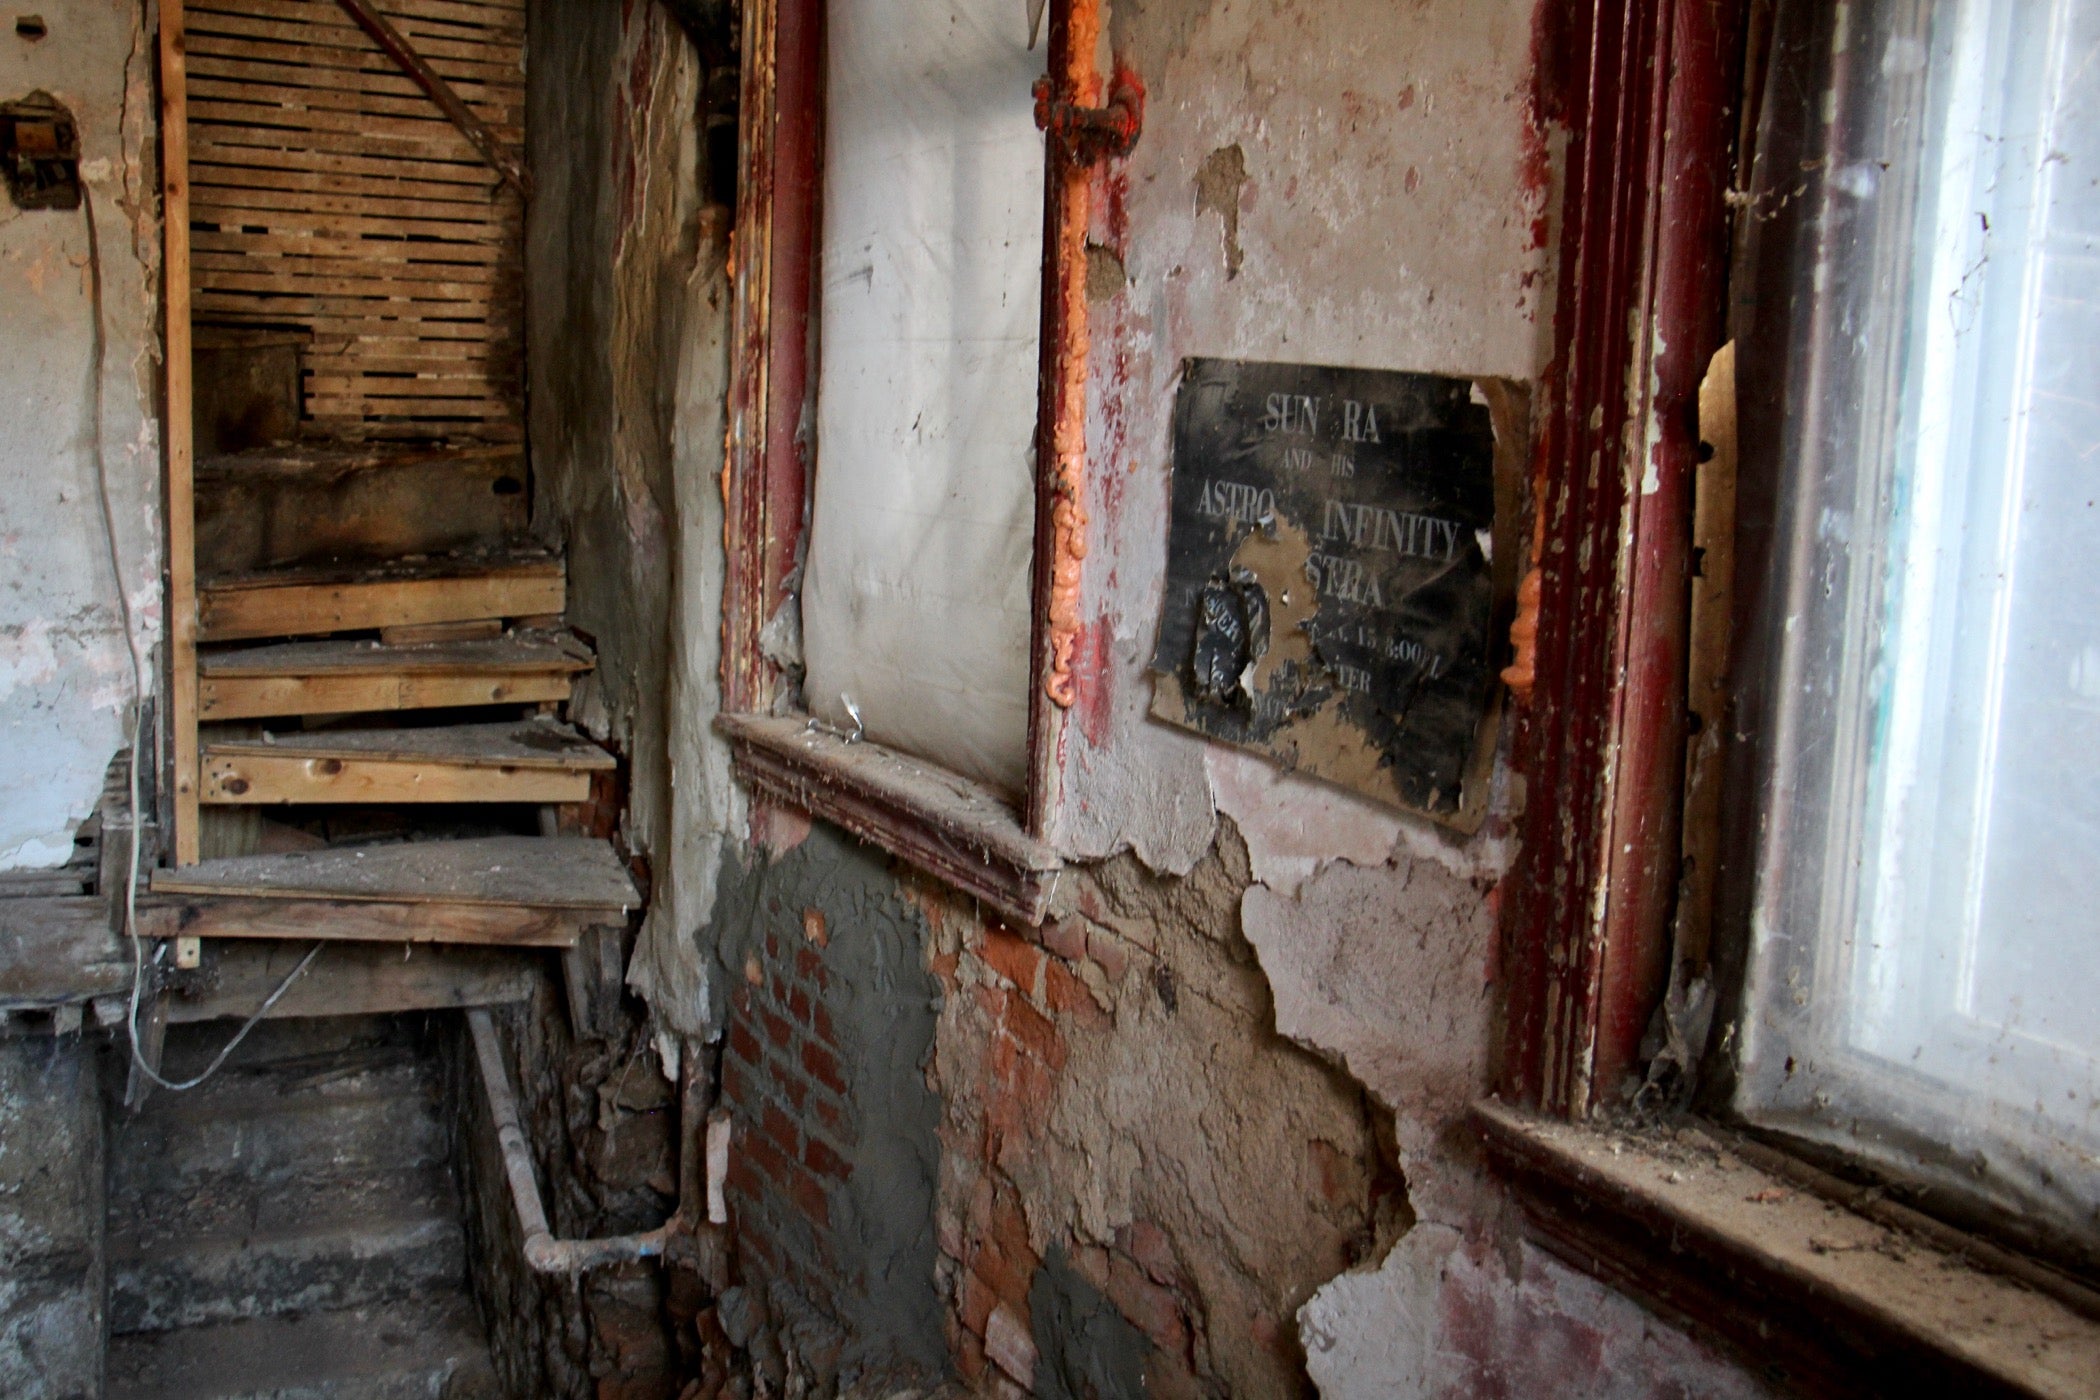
[78,180,321,1093]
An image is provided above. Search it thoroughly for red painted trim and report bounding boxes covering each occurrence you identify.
[1500,0,1742,1113]
[723,0,821,716]
[727,0,1103,840]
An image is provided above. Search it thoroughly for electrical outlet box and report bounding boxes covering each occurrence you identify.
[0,91,81,210]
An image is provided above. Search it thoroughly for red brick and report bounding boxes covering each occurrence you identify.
[795,946,826,985]
[977,926,1044,995]
[988,1033,1021,1091]
[803,1134,849,1180]
[761,1102,799,1159]
[778,1071,808,1111]
[1108,1254,1187,1355]
[802,907,829,947]
[719,1057,752,1108]
[1118,1220,1178,1285]
[810,1092,848,1140]
[727,1020,763,1067]
[738,1223,780,1273]
[766,932,781,959]
[1068,1243,1112,1291]
[1039,916,1087,963]
[929,951,961,989]
[743,1128,789,1183]
[812,1002,837,1046]
[1002,995,1066,1071]
[956,1327,988,1382]
[759,1007,793,1050]
[786,984,813,1025]
[1086,926,1129,980]
[786,1162,831,1227]
[958,1268,998,1338]
[986,1196,1035,1272]
[972,1238,1037,1311]
[801,1039,846,1095]
[1043,960,1109,1029]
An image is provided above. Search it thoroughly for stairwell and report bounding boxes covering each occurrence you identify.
[105,1015,500,1400]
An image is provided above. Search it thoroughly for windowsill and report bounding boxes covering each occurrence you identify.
[715,712,1063,925]
[1472,1099,2100,1399]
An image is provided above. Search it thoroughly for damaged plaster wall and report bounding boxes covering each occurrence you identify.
[524,0,738,1038]
[0,2,160,869]
[1041,0,1774,1394]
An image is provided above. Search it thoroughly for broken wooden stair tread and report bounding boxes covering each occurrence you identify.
[149,835,639,912]
[198,632,593,719]
[200,718,613,804]
[198,549,564,643]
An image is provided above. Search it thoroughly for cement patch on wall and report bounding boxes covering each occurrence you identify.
[0,0,160,869]
[710,824,947,1386]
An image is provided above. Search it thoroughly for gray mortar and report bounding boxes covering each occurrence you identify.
[1030,1245,1148,1400]
[710,823,947,1387]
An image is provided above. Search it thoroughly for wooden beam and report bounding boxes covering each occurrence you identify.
[168,939,540,1022]
[332,0,531,197]
[138,895,586,948]
[0,898,130,1009]
[163,0,201,865]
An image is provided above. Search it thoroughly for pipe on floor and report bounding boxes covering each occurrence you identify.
[467,1006,720,1276]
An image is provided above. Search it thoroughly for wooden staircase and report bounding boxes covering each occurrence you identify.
[151,0,629,988]
[158,496,634,956]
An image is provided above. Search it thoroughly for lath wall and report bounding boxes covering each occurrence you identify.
[187,0,526,443]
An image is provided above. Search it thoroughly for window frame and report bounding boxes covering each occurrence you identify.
[1488,0,2100,1385]
[718,0,1113,923]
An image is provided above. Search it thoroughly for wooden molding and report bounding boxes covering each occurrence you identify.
[718,713,1062,926]
[1497,0,1744,1113]
[1475,1100,2100,1399]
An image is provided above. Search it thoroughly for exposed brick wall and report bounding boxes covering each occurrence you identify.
[707,826,946,1392]
[721,919,855,1352]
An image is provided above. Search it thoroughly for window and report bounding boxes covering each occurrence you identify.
[798,1,1045,797]
[1725,0,2100,1257]
[718,0,1124,922]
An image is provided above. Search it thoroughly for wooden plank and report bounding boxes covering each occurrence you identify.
[200,632,587,677]
[198,667,570,718]
[141,896,584,946]
[187,9,524,70]
[192,0,528,37]
[149,835,640,909]
[205,718,614,769]
[194,204,510,244]
[198,562,562,641]
[333,0,531,197]
[192,139,502,188]
[0,898,130,1009]
[189,77,523,128]
[201,752,592,804]
[192,233,509,265]
[197,633,587,718]
[379,618,502,643]
[184,32,525,88]
[190,94,525,140]
[186,0,529,48]
[166,939,541,1021]
[193,180,507,222]
[166,0,202,867]
[186,52,521,103]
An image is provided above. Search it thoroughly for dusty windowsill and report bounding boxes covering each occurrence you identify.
[1473,1099,2100,1399]
[716,713,1062,926]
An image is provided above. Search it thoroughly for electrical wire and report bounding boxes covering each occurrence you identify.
[78,174,321,1092]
